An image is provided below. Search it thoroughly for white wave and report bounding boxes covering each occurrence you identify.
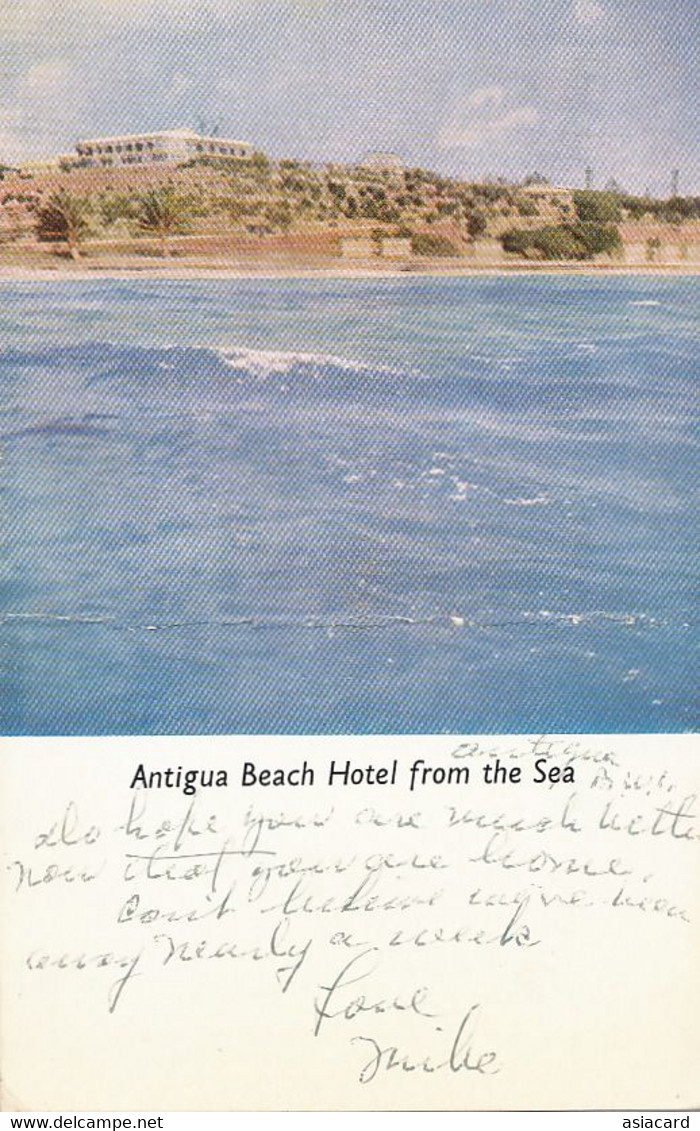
[628,300,662,307]
[217,344,403,379]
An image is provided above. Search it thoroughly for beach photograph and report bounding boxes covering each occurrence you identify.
[0,0,697,734]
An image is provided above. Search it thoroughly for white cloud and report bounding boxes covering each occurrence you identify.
[437,88,540,150]
[0,59,86,163]
[574,0,605,25]
[0,0,330,41]
[22,59,75,98]
[466,85,505,110]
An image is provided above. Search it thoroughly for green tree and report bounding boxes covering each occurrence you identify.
[646,236,662,262]
[501,225,588,260]
[501,228,535,256]
[662,197,694,225]
[619,194,655,220]
[35,190,92,259]
[135,189,194,256]
[571,222,622,257]
[573,190,623,224]
[535,226,587,260]
[502,221,621,261]
[466,209,488,239]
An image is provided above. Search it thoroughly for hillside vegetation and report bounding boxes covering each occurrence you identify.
[1,155,698,262]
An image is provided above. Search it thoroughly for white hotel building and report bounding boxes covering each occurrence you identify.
[61,128,254,169]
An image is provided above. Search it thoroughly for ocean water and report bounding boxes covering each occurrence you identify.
[0,276,696,734]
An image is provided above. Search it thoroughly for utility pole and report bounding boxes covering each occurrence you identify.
[670,168,680,198]
[585,165,593,191]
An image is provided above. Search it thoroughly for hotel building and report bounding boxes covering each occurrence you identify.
[61,128,254,169]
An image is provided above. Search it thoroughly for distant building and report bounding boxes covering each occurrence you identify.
[360,151,404,174]
[61,128,254,170]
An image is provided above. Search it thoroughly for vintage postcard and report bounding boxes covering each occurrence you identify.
[0,0,697,1116]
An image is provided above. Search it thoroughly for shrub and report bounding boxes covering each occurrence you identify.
[501,222,621,261]
[572,222,622,256]
[535,226,588,259]
[411,232,459,257]
[100,193,137,226]
[466,209,488,239]
[646,236,662,261]
[572,190,623,224]
[264,202,292,231]
[501,228,536,256]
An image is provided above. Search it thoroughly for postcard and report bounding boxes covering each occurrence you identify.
[0,0,697,1115]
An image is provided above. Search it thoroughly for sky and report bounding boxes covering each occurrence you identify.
[0,0,698,195]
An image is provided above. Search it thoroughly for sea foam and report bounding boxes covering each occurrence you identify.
[217,344,406,379]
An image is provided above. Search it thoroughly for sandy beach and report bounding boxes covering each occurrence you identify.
[1,259,699,280]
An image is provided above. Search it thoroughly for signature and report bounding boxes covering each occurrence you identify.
[352,1004,500,1083]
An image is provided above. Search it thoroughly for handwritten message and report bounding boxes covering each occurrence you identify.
[1,734,698,1111]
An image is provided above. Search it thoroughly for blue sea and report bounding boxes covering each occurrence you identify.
[0,276,696,734]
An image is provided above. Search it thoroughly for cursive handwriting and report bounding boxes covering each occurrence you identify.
[6,737,697,1093]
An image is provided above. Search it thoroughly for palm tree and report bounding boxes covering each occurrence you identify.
[35,190,92,259]
[135,188,194,257]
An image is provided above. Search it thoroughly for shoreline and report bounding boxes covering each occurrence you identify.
[0,260,699,281]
